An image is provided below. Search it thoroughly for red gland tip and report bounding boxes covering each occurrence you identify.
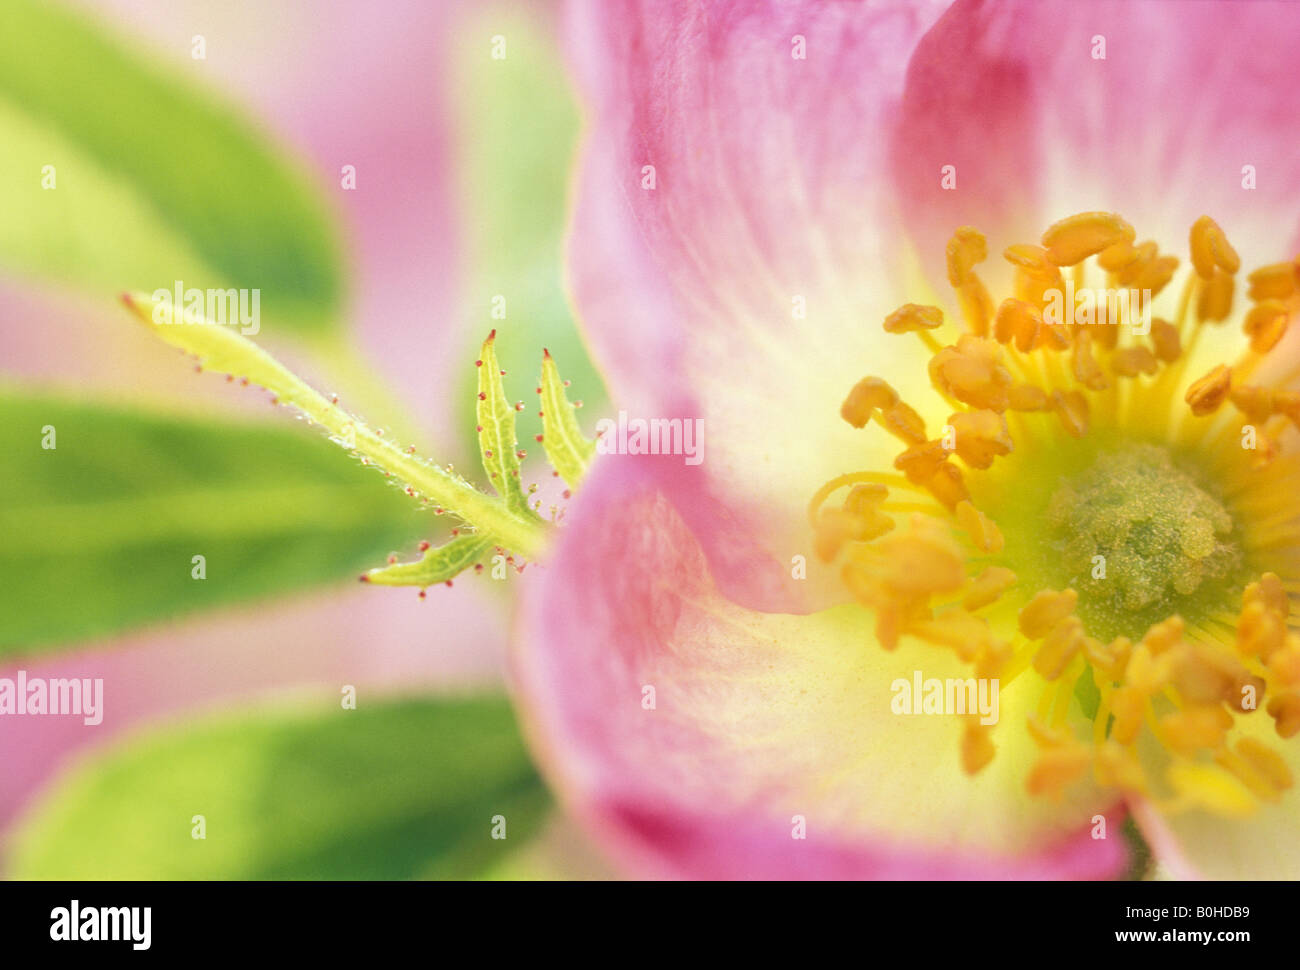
[418,589,427,599]
[358,574,370,583]
[418,540,431,551]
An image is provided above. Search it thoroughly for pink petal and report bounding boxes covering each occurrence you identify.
[563,0,950,611]
[513,458,1128,879]
[893,0,1300,274]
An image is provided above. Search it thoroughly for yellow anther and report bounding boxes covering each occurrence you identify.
[1125,642,1176,694]
[946,227,987,287]
[1086,635,1131,681]
[1244,572,1288,619]
[879,400,929,444]
[1026,744,1092,799]
[928,336,1013,412]
[923,461,970,511]
[1196,268,1235,322]
[1190,215,1240,279]
[1109,686,1146,744]
[911,610,994,662]
[1013,267,1063,310]
[955,499,1004,553]
[1168,761,1256,816]
[1041,211,1135,267]
[994,298,1032,346]
[1160,704,1233,756]
[947,410,1013,470]
[1238,602,1286,660]
[974,637,1015,680]
[1140,615,1186,655]
[840,376,897,428]
[1033,615,1085,680]
[1125,254,1179,299]
[994,298,1066,352]
[1097,239,1142,273]
[1267,689,1300,738]
[1229,385,1279,425]
[1184,364,1232,416]
[1003,244,1062,281]
[1069,331,1109,391]
[1095,741,1147,792]
[884,303,945,334]
[961,721,996,775]
[963,565,1017,611]
[1007,383,1050,411]
[1018,588,1078,638]
[1082,312,1121,350]
[1052,389,1090,437]
[868,519,968,598]
[869,601,910,652]
[1243,299,1289,354]
[842,482,887,514]
[1149,318,1182,362]
[1172,641,1251,705]
[813,506,893,562]
[956,274,995,337]
[1268,638,1300,687]
[1247,262,1298,302]
[1107,240,1159,282]
[1111,345,1159,378]
[894,439,949,484]
[1273,391,1300,429]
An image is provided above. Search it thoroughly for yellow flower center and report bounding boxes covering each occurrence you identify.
[812,212,1300,817]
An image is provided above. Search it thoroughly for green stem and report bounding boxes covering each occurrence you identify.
[120,292,549,559]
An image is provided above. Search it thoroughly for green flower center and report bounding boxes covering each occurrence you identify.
[1044,444,1243,641]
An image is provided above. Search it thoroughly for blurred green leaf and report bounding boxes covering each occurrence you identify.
[452,7,608,464]
[0,391,427,656]
[8,695,551,880]
[0,0,343,336]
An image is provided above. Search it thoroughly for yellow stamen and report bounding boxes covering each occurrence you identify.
[1041,211,1136,267]
[816,211,1300,816]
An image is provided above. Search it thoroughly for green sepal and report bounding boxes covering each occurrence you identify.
[476,330,538,518]
[539,348,595,489]
[361,534,494,588]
